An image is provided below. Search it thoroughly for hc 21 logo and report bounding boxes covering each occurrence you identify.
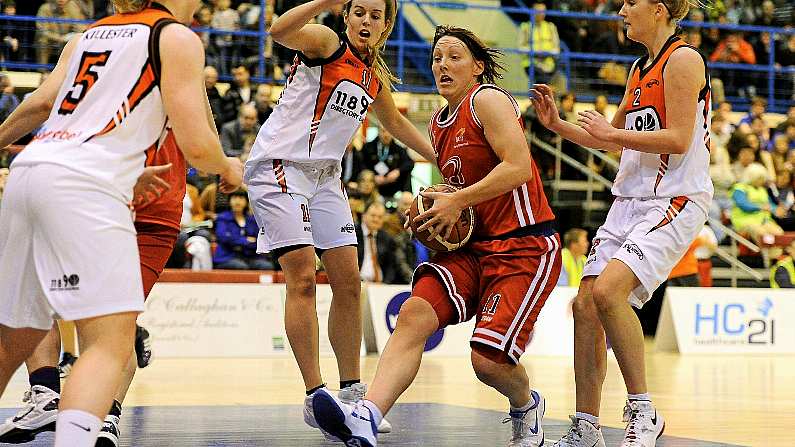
[694,298,775,344]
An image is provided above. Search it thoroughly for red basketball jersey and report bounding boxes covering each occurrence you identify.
[135,127,186,230]
[428,84,554,239]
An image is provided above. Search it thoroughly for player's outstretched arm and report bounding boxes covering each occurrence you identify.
[268,0,345,60]
[0,35,80,149]
[577,48,704,155]
[372,88,436,163]
[530,83,623,153]
[159,23,241,190]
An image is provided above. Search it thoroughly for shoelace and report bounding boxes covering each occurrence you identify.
[623,405,654,444]
[501,412,529,440]
[558,416,584,445]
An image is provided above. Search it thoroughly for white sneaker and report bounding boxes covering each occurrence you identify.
[338,383,392,434]
[312,387,378,446]
[505,390,545,447]
[304,392,341,442]
[0,385,59,443]
[620,400,665,447]
[551,416,606,447]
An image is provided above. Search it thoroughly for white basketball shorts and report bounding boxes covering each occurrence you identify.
[244,159,357,254]
[582,196,706,308]
[0,164,144,330]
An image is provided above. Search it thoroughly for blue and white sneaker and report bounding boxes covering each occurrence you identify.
[504,390,545,447]
[338,383,392,434]
[312,388,378,447]
[304,393,341,442]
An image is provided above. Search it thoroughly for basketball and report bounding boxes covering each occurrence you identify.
[408,184,476,252]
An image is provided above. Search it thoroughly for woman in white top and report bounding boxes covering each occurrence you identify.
[243,0,434,435]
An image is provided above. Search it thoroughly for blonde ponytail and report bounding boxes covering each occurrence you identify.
[112,0,150,13]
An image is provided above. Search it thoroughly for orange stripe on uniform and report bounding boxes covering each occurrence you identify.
[90,62,157,140]
[273,159,287,193]
[647,195,689,234]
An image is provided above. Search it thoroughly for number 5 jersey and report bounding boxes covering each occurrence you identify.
[13,3,178,203]
[612,36,713,211]
[246,34,381,166]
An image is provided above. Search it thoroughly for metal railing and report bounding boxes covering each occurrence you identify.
[2,3,792,110]
[529,134,764,285]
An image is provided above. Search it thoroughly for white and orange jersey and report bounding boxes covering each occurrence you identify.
[429,84,555,239]
[12,3,178,202]
[612,36,714,210]
[246,35,381,166]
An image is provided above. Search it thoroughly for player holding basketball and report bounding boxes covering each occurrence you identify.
[311,26,561,447]
[0,1,242,446]
[531,0,712,445]
[244,0,434,436]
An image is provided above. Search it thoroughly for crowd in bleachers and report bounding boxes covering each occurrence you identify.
[513,0,794,99]
[0,0,794,283]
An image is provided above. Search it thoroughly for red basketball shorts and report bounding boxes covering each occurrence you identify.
[135,222,179,299]
[413,233,562,364]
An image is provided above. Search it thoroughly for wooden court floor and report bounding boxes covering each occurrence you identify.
[1,342,792,446]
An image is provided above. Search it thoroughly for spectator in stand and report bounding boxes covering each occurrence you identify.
[754,0,785,27]
[739,96,767,127]
[709,132,735,243]
[355,202,403,284]
[213,190,274,270]
[341,141,364,191]
[0,74,19,124]
[711,114,732,152]
[729,163,784,244]
[221,104,260,158]
[770,133,793,174]
[711,31,756,97]
[770,241,795,288]
[560,92,577,123]
[35,0,85,66]
[222,64,258,123]
[348,169,383,223]
[775,106,795,134]
[211,0,240,75]
[518,2,560,84]
[771,169,794,218]
[0,1,21,66]
[204,66,225,131]
[557,228,588,287]
[360,124,415,198]
[194,6,216,67]
[382,191,428,280]
[594,94,608,117]
[776,34,795,100]
[730,147,757,181]
[253,84,275,124]
[753,32,773,67]
[751,117,772,153]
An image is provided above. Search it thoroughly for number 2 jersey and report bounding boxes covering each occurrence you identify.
[246,35,381,166]
[12,3,178,203]
[612,36,714,210]
[429,84,555,240]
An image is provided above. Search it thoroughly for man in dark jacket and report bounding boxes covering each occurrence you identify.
[221,104,260,158]
[360,124,415,198]
[355,202,405,284]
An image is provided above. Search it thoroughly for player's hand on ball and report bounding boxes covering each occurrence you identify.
[415,190,463,241]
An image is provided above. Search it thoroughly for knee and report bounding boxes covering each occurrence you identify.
[470,349,507,387]
[394,298,439,339]
[289,272,317,299]
[572,291,600,325]
[591,277,618,315]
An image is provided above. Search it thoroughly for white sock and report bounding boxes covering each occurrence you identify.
[575,411,599,427]
[627,392,651,402]
[510,392,536,414]
[55,409,102,447]
[362,400,383,427]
